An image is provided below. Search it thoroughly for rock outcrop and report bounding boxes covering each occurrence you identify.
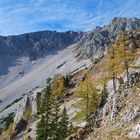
[14,90,38,126]
[0,31,83,60]
[128,124,140,138]
[0,17,140,61]
[75,17,140,59]
[84,72,140,140]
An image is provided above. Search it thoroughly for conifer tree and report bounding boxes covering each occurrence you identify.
[115,33,135,86]
[59,107,69,139]
[75,75,99,122]
[36,115,46,140]
[36,83,53,140]
[64,74,70,87]
[105,45,118,93]
[36,81,71,140]
[50,105,61,140]
[103,44,124,93]
[52,74,65,98]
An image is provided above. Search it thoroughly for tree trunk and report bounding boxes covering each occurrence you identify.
[125,62,129,87]
[113,73,116,94]
[86,93,89,122]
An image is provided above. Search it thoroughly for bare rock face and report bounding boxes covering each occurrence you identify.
[11,91,39,138]
[0,31,83,60]
[123,106,139,123]
[75,17,140,59]
[128,124,140,138]
[0,17,140,61]
[11,118,28,139]
[129,72,140,86]
[107,17,140,35]
[101,90,122,124]
[100,72,140,125]
[14,91,38,125]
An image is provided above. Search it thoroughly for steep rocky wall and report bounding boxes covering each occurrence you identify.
[85,72,140,140]
[0,31,83,59]
[75,17,140,59]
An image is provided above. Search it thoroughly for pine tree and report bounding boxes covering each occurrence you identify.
[64,74,70,87]
[36,83,53,140]
[36,115,46,140]
[36,81,71,140]
[75,75,99,123]
[59,107,70,139]
[115,33,135,86]
[103,44,123,93]
[50,106,61,140]
[52,74,65,98]
[58,107,74,140]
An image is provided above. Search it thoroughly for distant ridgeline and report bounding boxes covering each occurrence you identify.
[75,17,140,59]
[0,18,140,61]
[0,31,82,60]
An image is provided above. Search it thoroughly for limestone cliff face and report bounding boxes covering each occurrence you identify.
[85,72,140,140]
[13,88,40,126]
[0,31,83,60]
[75,17,140,59]
[0,17,140,61]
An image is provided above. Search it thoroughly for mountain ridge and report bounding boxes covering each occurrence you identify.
[0,30,83,60]
[75,17,140,59]
[0,17,140,140]
[0,17,140,60]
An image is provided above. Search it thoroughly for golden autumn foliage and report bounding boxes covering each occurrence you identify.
[116,33,135,65]
[23,106,32,121]
[7,122,13,137]
[102,44,121,93]
[52,74,65,98]
[105,44,124,76]
[115,33,135,85]
[74,73,100,122]
[101,33,135,92]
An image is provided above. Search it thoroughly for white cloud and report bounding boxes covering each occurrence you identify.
[0,0,139,35]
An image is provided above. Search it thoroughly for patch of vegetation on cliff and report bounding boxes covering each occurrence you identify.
[0,112,15,131]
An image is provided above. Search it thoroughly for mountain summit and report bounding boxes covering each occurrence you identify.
[0,31,82,60]
[75,17,140,59]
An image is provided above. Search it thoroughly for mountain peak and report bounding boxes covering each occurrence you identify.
[111,17,140,23]
[0,30,83,60]
[75,17,140,59]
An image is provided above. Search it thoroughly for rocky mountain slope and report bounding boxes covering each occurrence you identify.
[0,17,140,140]
[0,44,91,112]
[0,31,82,60]
[65,49,140,140]
[75,17,140,59]
[85,72,140,140]
[0,30,86,112]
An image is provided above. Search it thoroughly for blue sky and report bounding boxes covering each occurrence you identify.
[0,0,139,35]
